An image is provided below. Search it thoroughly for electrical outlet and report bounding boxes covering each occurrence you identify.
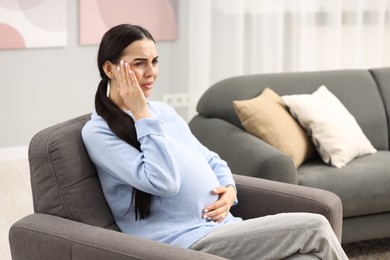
[163,93,190,108]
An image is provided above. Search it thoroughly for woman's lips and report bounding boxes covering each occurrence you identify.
[141,82,153,89]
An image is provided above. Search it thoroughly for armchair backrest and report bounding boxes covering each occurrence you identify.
[28,114,119,231]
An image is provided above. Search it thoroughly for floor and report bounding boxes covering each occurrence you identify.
[343,238,390,260]
[0,158,33,260]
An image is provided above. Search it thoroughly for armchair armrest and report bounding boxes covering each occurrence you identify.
[9,214,225,260]
[189,116,298,183]
[231,174,343,242]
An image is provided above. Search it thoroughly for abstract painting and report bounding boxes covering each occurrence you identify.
[79,0,177,45]
[0,0,67,50]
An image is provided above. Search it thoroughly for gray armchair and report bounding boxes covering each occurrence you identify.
[9,114,343,260]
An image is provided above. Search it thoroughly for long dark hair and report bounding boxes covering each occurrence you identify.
[95,24,155,220]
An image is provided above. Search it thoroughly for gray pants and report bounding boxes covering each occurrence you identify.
[190,213,348,260]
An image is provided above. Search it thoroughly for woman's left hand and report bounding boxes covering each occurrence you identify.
[202,185,236,223]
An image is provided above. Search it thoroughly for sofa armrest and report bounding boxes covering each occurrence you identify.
[189,116,298,183]
[231,174,343,242]
[9,214,225,260]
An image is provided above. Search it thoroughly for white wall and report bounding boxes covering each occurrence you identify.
[0,1,190,149]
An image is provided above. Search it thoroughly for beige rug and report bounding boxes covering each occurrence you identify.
[342,238,390,260]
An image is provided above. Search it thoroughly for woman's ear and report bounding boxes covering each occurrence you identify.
[102,61,116,79]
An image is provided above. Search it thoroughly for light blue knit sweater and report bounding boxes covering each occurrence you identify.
[82,101,241,248]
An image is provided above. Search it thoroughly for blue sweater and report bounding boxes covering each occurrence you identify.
[82,101,241,248]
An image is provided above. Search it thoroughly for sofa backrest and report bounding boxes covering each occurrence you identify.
[28,114,119,231]
[370,67,390,149]
[196,69,389,150]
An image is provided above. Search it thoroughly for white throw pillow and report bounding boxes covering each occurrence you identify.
[281,85,376,168]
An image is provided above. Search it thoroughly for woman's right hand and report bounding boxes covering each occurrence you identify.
[115,60,151,120]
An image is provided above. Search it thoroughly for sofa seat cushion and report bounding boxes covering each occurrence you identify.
[298,151,390,218]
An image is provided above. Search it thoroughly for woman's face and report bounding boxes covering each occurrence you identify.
[120,39,159,98]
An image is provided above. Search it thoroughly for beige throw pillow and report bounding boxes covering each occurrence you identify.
[281,85,377,168]
[233,88,314,168]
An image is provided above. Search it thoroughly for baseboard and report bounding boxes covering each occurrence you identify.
[0,145,28,161]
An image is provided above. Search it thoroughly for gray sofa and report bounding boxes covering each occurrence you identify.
[9,114,343,260]
[189,67,390,244]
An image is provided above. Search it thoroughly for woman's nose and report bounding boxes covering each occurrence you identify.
[145,63,157,77]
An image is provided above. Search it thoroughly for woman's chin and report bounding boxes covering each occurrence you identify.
[143,89,152,98]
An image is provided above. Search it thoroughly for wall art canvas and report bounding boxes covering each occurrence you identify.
[80,0,177,45]
[0,0,67,50]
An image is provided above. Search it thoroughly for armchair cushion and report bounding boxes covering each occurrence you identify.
[28,114,118,230]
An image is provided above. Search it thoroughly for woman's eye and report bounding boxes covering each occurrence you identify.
[152,59,159,65]
[134,62,144,66]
